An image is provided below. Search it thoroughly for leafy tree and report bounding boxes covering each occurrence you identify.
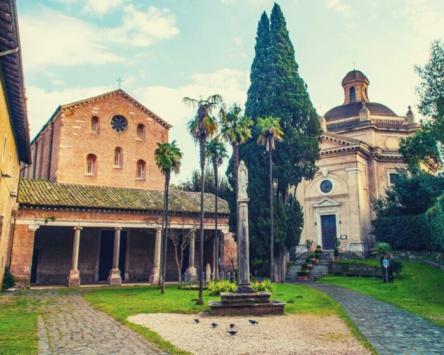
[184,94,222,304]
[180,168,231,198]
[256,116,284,280]
[206,138,228,279]
[400,40,444,170]
[240,4,320,280]
[154,141,183,294]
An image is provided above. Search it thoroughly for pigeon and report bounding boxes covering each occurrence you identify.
[194,319,200,324]
[249,319,259,325]
[229,323,236,329]
[227,329,238,336]
[211,322,218,328]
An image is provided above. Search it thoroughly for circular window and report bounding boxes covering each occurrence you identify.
[111,115,128,132]
[320,179,333,194]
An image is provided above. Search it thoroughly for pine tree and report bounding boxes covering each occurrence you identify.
[239,3,321,281]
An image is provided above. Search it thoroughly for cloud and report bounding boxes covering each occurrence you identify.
[233,37,242,46]
[20,7,123,71]
[113,5,180,47]
[326,0,351,17]
[83,0,124,15]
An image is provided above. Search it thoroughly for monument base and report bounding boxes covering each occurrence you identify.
[209,291,285,316]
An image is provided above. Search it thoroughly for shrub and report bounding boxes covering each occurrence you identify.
[2,267,15,291]
[376,242,392,255]
[251,280,273,293]
[427,194,444,250]
[207,280,236,296]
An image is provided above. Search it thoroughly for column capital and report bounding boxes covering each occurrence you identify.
[114,226,123,231]
[73,226,83,231]
[28,224,40,232]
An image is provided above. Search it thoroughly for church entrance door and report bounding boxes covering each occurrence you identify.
[321,215,337,250]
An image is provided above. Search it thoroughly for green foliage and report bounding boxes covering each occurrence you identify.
[154,141,183,175]
[206,138,228,167]
[1,267,15,291]
[372,171,444,251]
[251,279,273,293]
[375,242,392,255]
[180,169,231,199]
[400,41,444,170]
[426,194,444,250]
[256,116,284,151]
[207,280,237,296]
[239,4,320,277]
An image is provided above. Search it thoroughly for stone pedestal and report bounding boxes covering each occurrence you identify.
[108,268,122,286]
[185,267,197,283]
[209,292,285,316]
[68,269,81,287]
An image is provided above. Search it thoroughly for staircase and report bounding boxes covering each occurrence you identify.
[285,250,334,282]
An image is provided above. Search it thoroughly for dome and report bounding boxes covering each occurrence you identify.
[324,102,397,121]
[341,70,369,86]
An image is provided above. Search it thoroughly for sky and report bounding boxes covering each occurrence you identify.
[17,0,444,183]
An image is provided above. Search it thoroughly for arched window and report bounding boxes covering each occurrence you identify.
[86,154,97,175]
[91,116,100,133]
[136,160,146,180]
[349,87,356,102]
[136,124,145,140]
[114,147,123,168]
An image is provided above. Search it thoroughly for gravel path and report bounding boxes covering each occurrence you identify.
[38,293,160,355]
[311,284,444,355]
[129,313,370,354]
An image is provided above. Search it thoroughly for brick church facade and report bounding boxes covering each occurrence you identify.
[11,90,232,287]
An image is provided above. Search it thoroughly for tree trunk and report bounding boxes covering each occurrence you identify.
[172,234,181,283]
[197,137,206,305]
[160,171,170,294]
[269,144,274,282]
[274,248,288,282]
[213,160,219,280]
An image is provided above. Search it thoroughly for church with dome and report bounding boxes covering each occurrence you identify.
[296,70,419,254]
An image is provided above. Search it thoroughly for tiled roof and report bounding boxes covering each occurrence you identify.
[341,70,369,86]
[325,102,397,121]
[18,179,229,215]
[0,0,31,163]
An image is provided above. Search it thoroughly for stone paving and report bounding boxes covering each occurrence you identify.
[37,293,160,355]
[311,284,444,355]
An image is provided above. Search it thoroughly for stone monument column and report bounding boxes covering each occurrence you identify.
[237,161,254,293]
[68,226,82,287]
[150,228,162,284]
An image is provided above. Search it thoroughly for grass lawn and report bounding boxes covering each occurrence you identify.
[322,260,444,327]
[0,293,40,355]
[84,283,375,354]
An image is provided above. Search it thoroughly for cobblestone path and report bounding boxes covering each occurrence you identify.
[38,293,160,355]
[312,284,444,354]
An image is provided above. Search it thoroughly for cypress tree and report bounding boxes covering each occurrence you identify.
[238,3,321,280]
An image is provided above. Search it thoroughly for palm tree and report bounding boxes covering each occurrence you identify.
[155,140,183,294]
[206,138,228,280]
[219,104,253,219]
[184,94,222,304]
[256,116,284,281]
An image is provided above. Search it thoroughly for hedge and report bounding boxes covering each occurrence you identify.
[427,194,444,250]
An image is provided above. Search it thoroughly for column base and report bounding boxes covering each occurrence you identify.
[108,268,122,286]
[68,269,81,287]
[149,267,160,284]
[185,267,197,283]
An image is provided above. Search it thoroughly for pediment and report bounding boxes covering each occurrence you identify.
[321,132,361,150]
[313,197,342,208]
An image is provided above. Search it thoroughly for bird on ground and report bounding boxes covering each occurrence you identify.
[229,323,236,329]
[211,322,218,328]
[194,319,200,324]
[249,319,259,325]
[227,329,238,336]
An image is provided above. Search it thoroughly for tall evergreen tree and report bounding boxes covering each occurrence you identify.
[239,4,321,280]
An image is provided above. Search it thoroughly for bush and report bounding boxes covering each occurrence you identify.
[427,194,444,250]
[2,267,15,291]
[207,280,236,296]
[251,280,273,293]
[376,242,391,255]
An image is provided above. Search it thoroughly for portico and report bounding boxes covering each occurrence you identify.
[10,178,232,287]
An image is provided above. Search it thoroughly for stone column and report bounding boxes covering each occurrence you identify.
[185,229,197,282]
[68,226,82,287]
[149,228,162,284]
[108,227,122,286]
[10,224,39,288]
[237,161,254,293]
